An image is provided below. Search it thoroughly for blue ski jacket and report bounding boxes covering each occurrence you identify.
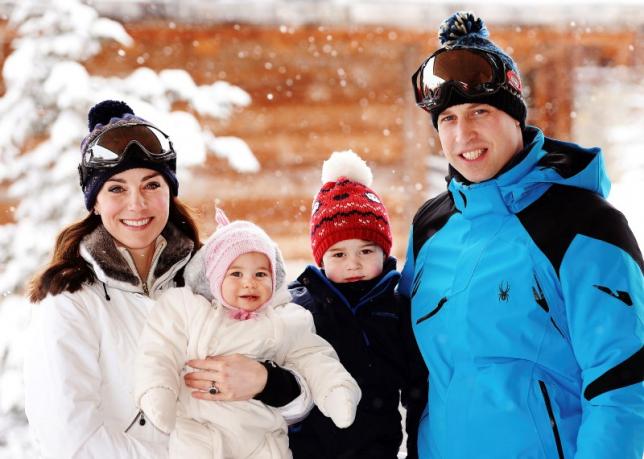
[400,127,643,458]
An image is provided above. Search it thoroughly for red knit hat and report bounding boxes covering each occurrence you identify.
[310,150,392,266]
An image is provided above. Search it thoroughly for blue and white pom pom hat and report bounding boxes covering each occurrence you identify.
[413,11,528,128]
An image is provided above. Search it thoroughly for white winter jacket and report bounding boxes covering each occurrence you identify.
[134,286,361,458]
[24,224,194,458]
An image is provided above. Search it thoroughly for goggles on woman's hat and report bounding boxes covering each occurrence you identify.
[78,121,176,189]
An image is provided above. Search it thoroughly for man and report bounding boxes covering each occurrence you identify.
[399,11,643,459]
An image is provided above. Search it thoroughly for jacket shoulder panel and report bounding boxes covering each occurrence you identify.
[412,191,458,260]
[517,184,643,275]
[289,268,332,314]
[288,285,318,312]
[538,137,596,178]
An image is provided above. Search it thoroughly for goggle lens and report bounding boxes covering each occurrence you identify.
[83,124,174,167]
[413,49,506,111]
[89,144,120,162]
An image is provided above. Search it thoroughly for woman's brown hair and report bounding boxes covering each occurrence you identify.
[28,197,201,302]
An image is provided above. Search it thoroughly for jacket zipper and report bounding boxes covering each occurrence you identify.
[146,241,170,294]
[124,410,146,433]
[538,380,564,459]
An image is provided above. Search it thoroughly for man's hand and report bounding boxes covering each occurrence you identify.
[184,354,268,401]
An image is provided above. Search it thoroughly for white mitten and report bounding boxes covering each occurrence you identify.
[321,386,361,428]
[139,388,177,434]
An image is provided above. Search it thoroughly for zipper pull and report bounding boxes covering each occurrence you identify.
[125,410,143,433]
[139,411,146,426]
[142,283,149,296]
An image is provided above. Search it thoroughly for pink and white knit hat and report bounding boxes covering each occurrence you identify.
[203,209,277,311]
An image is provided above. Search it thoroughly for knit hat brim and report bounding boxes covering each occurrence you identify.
[83,146,179,210]
[314,227,391,267]
[431,84,527,129]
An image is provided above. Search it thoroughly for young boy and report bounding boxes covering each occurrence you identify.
[288,151,428,458]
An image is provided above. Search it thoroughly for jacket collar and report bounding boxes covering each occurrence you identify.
[448,126,610,219]
[80,223,194,293]
[297,256,400,309]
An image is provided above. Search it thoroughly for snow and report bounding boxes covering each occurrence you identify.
[0,0,257,297]
[0,296,30,413]
[574,66,644,243]
[77,0,644,27]
[0,0,642,456]
[208,135,261,173]
[607,140,644,244]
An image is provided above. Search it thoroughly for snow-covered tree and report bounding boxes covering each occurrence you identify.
[0,0,257,294]
[0,0,256,449]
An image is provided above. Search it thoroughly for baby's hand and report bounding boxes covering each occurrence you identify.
[321,386,360,428]
[139,387,177,434]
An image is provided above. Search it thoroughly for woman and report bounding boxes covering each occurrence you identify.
[24,100,308,457]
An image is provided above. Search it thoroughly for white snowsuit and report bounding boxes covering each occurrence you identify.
[135,284,361,459]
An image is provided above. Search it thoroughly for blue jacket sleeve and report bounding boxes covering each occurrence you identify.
[559,230,644,458]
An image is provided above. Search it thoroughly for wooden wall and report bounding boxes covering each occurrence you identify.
[1,19,642,261]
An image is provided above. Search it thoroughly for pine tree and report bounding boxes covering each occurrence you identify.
[0,0,255,448]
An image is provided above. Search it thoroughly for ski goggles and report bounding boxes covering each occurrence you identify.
[79,122,176,186]
[412,47,523,113]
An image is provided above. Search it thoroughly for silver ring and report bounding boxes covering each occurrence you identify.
[209,381,219,395]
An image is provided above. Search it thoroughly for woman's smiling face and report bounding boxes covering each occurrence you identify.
[94,168,170,260]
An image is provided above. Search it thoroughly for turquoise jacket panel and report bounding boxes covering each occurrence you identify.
[400,127,643,458]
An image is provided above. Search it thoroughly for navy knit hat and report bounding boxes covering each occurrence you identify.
[429,11,527,128]
[79,100,179,210]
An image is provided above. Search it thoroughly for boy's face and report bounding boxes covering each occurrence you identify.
[321,239,385,283]
[221,252,272,311]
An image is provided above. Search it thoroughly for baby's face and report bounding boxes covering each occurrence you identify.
[321,239,385,283]
[221,252,272,311]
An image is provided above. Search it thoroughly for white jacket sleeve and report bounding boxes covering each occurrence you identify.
[24,293,168,459]
[272,366,315,425]
[277,303,361,420]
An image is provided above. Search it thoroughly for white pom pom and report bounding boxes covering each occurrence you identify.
[321,150,373,187]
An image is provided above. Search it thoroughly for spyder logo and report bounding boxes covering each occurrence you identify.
[498,281,510,302]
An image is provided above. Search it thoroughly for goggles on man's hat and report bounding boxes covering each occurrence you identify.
[78,121,176,189]
[412,47,523,114]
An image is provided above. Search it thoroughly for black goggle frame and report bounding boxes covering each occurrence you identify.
[78,122,176,189]
[412,46,522,113]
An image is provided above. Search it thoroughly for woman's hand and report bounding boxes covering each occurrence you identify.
[184,354,268,401]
